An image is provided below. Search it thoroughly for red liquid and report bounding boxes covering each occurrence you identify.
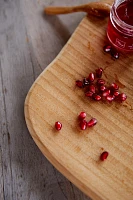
[117,1,133,26]
[107,0,133,51]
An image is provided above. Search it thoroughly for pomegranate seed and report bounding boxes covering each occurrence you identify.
[85,91,93,97]
[78,112,86,120]
[87,118,97,127]
[88,73,95,82]
[103,45,112,53]
[83,78,89,87]
[106,95,115,102]
[96,68,103,78]
[80,120,87,130]
[102,89,111,97]
[76,80,83,88]
[111,50,119,59]
[111,83,119,90]
[118,93,127,102]
[97,79,106,85]
[100,151,109,161]
[92,93,101,101]
[114,90,120,97]
[99,85,106,92]
[88,84,96,93]
[55,121,62,131]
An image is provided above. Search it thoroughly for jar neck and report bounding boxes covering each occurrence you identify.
[111,3,133,36]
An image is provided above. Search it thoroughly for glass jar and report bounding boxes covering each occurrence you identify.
[107,0,133,52]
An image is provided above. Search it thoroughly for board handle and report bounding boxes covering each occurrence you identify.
[44,2,111,18]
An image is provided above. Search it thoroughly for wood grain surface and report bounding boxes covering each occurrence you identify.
[0,0,97,199]
[25,7,133,200]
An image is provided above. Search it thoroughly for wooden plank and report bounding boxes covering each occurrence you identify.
[0,1,14,197]
[0,0,93,199]
[0,61,5,200]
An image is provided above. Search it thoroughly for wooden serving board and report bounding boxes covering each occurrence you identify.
[24,15,133,200]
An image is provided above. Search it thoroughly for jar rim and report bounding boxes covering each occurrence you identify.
[113,0,133,30]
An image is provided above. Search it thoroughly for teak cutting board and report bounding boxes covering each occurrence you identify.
[24,15,133,200]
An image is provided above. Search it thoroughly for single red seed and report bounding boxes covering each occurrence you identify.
[80,120,87,130]
[85,91,93,97]
[111,50,119,59]
[111,83,119,90]
[106,95,115,102]
[88,84,96,93]
[102,89,111,97]
[103,45,112,53]
[100,151,109,161]
[114,90,120,97]
[88,73,95,82]
[87,118,97,127]
[78,112,86,120]
[118,93,127,102]
[99,85,106,92]
[76,80,83,88]
[96,68,103,78]
[97,79,106,85]
[83,78,89,87]
[55,121,62,131]
[92,93,101,101]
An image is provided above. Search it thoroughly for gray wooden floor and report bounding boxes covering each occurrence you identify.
[0,0,94,199]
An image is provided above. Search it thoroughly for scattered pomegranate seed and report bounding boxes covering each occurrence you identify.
[106,95,115,102]
[55,121,62,131]
[111,50,119,59]
[78,112,86,120]
[80,120,87,130]
[103,45,112,53]
[113,90,120,97]
[111,83,119,90]
[76,80,83,88]
[99,85,106,92]
[97,79,106,85]
[96,68,103,78]
[78,113,97,130]
[118,93,127,102]
[87,118,97,127]
[88,84,96,93]
[83,78,89,87]
[85,91,93,97]
[92,93,101,101]
[100,151,109,161]
[104,44,120,59]
[88,73,95,82]
[102,89,111,97]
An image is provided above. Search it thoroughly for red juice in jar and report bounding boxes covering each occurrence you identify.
[107,0,133,52]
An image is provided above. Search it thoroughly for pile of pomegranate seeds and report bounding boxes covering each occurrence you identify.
[100,151,109,161]
[78,112,97,130]
[103,45,119,59]
[55,121,62,131]
[76,68,127,103]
